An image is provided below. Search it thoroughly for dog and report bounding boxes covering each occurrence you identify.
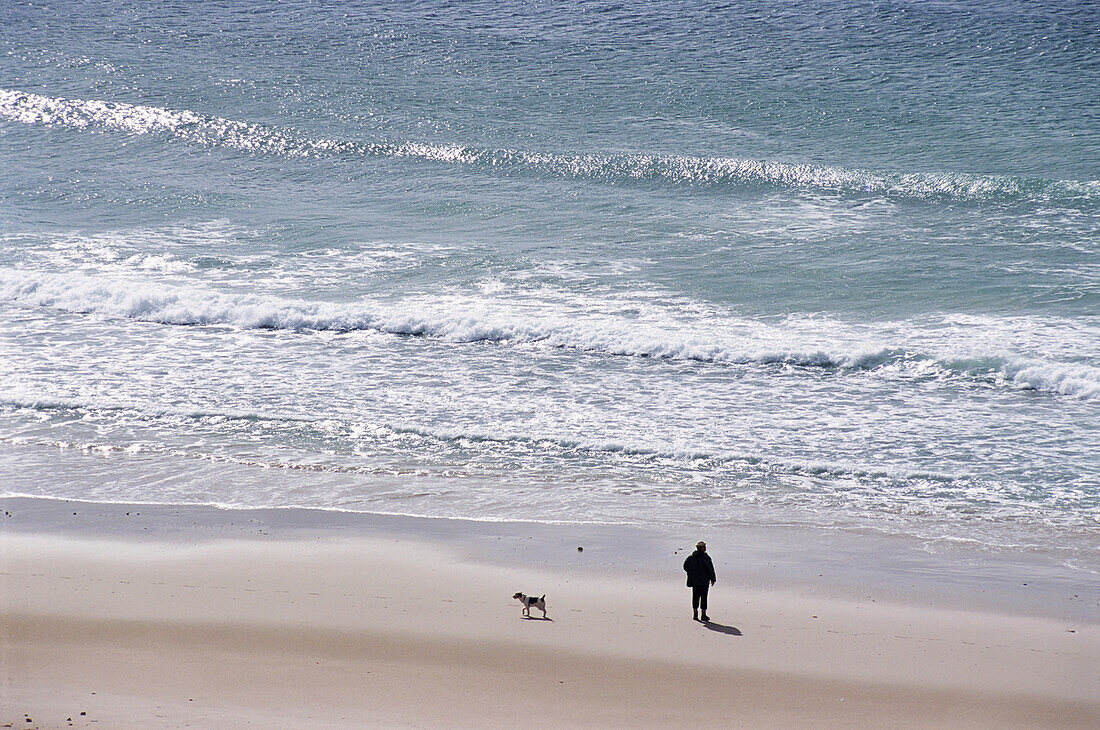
[513,591,547,618]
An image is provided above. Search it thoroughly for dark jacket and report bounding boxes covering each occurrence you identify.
[683,550,716,587]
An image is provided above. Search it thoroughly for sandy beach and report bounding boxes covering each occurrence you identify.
[1,500,1097,729]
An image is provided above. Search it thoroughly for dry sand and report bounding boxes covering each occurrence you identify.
[2,524,1097,729]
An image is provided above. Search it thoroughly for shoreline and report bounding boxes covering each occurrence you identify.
[3,503,1098,728]
[2,495,1096,623]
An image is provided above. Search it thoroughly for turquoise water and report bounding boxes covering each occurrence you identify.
[1,1,1097,564]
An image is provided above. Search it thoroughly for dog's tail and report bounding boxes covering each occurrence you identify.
[540,595,545,601]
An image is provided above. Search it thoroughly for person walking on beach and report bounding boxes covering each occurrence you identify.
[683,540,716,621]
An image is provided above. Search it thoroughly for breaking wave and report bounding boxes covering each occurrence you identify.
[3,268,1097,399]
[3,88,1097,204]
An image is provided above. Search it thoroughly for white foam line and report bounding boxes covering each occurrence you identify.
[3,88,1097,202]
[2,268,1098,398]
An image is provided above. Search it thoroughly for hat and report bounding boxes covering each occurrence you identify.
[696,541,706,548]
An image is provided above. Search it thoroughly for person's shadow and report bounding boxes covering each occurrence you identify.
[701,620,742,636]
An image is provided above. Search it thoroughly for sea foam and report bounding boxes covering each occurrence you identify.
[3,268,1096,399]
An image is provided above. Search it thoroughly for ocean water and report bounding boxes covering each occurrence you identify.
[2,1,1097,567]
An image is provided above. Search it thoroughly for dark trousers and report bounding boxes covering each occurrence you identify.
[691,584,709,611]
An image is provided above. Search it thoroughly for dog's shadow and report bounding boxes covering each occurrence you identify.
[522,615,554,621]
[701,620,742,636]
